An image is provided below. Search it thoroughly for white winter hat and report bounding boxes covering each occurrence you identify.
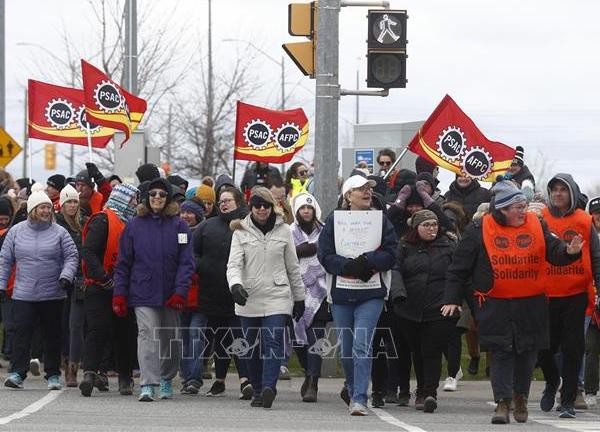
[27,183,52,214]
[292,193,322,222]
[60,184,80,206]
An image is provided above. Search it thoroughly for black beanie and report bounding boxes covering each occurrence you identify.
[512,146,524,167]
[75,170,94,188]
[47,174,66,191]
[415,156,436,174]
[0,197,13,218]
[136,164,160,183]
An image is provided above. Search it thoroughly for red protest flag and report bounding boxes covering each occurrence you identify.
[407,95,515,182]
[27,79,115,148]
[81,59,147,147]
[234,101,309,163]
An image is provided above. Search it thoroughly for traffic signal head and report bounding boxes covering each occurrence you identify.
[367,10,408,88]
[283,2,317,78]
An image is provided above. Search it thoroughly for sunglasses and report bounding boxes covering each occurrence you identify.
[148,190,168,198]
[252,203,273,210]
[379,161,392,166]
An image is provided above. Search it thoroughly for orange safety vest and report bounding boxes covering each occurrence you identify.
[478,213,546,304]
[542,207,593,297]
[82,208,125,285]
[89,191,104,215]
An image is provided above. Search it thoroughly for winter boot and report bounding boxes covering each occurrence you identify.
[79,371,96,397]
[94,372,109,392]
[491,399,511,424]
[65,362,78,388]
[303,376,318,403]
[513,393,528,423]
[300,376,309,398]
[119,375,133,396]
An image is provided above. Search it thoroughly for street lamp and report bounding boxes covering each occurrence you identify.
[222,38,286,110]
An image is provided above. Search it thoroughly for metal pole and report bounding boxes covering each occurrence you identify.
[0,0,5,129]
[22,89,27,178]
[281,56,285,110]
[69,144,74,175]
[313,0,340,217]
[205,0,214,175]
[382,146,409,180]
[124,0,138,95]
[355,68,359,124]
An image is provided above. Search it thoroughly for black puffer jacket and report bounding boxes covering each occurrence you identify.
[443,213,580,352]
[391,235,456,322]
[56,213,88,278]
[193,206,248,316]
[444,179,491,220]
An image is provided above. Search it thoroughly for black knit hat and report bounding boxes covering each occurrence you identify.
[167,174,189,192]
[511,146,524,167]
[415,156,436,174]
[47,174,66,191]
[0,197,13,218]
[75,170,94,188]
[135,163,160,183]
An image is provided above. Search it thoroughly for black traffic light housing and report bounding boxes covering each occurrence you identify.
[367,10,408,88]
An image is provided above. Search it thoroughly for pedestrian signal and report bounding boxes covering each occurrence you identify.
[367,10,407,88]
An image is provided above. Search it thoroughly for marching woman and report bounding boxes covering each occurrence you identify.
[114,178,195,402]
[318,175,397,416]
[227,187,305,409]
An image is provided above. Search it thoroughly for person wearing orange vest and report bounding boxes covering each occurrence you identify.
[75,162,112,217]
[79,183,139,398]
[441,178,584,425]
[537,174,600,418]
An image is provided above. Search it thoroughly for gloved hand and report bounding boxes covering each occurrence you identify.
[86,162,105,184]
[293,300,305,321]
[166,294,186,311]
[355,254,375,282]
[394,184,412,209]
[112,295,128,318]
[99,279,114,291]
[231,284,249,306]
[415,180,434,207]
[343,254,371,279]
[296,242,317,258]
[58,278,72,291]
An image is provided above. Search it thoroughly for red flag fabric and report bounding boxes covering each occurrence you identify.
[407,95,515,182]
[234,101,309,163]
[81,60,147,147]
[27,79,115,148]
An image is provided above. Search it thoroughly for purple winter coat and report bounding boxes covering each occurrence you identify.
[113,207,194,307]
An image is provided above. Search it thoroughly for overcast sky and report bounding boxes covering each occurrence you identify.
[4,0,600,193]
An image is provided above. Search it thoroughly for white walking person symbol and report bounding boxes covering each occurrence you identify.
[377,14,400,43]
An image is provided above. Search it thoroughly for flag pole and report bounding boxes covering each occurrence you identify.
[232,154,237,186]
[86,123,93,162]
[382,145,409,181]
[28,138,33,183]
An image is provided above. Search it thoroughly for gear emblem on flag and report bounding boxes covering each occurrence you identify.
[436,126,466,162]
[94,80,125,113]
[45,98,75,130]
[274,122,301,153]
[76,106,101,134]
[461,146,493,180]
[243,119,272,149]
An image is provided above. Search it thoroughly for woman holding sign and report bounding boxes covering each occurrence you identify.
[318,175,397,416]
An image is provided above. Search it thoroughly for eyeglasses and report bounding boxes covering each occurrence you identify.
[148,190,168,198]
[379,160,392,166]
[297,170,308,176]
[420,222,438,229]
[218,198,235,206]
[252,203,273,210]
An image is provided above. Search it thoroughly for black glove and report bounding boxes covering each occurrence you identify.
[58,278,72,291]
[293,300,305,321]
[86,162,105,184]
[295,242,317,258]
[342,254,370,278]
[355,255,375,282]
[0,290,7,303]
[231,284,249,306]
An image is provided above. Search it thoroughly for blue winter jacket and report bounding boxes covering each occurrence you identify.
[113,208,195,307]
[0,220,78,302]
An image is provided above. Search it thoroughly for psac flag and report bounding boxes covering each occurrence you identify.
[234,101,309,163]
[81,59,147,146]
[28,80,115,148]
[407,95,516,182]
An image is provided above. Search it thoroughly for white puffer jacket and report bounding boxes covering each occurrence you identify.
[227,214,305,317]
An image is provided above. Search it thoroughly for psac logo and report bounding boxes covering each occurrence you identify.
[436,126,466,162]
[494,236,510,249]
[516,234,532,249]
[243,120,302,153]
[45,98,75,129]
[94,80,124,113]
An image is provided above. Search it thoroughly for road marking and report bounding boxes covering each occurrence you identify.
[369,407,428,432]
[0,390,63,425]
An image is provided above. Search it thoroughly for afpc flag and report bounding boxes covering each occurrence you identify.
[28,79,115,148]
[234,101,309,163]
[407,95,516,182]
[81,59,147,146]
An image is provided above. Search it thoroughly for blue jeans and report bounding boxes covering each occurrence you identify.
[180,311,206,385]
[331,298,384,406]
[239,314,288,395]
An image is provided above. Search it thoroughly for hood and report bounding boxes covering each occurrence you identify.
[230,212,284,233]
[547,173,580,216]
[291,192,322,222]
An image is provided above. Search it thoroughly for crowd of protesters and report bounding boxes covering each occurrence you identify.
[0,146,599,425]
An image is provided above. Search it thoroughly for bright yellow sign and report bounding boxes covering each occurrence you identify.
[0,128,22,168]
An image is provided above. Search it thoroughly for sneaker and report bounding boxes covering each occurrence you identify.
[4,372,24,389]
[262,387,275,409]
[423,396,437,413]
[540,383,558,412]
[279,365,291,380]
[574,391,588,410]
[182,379,201,395]
[455,367,464,381]
[240,380,253,400]
[349,402,368,416]
[397,392,410,406]
[29,358,41,376]
[340,385,351,406]
[206,380,225,397]
[559,406,576,419]
[47,375,62,390]
[94,373,109,392]
[139,384,155,402]
[468,357,480,375]
[250,395,263,407]
[443,377,458,392]
[371,391,385,408]
[159,378,173,399]
[585,394,597,407]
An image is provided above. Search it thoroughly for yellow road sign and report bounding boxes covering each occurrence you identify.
[0,128,22,168]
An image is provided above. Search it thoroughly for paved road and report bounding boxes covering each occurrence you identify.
[1,373,599,432]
